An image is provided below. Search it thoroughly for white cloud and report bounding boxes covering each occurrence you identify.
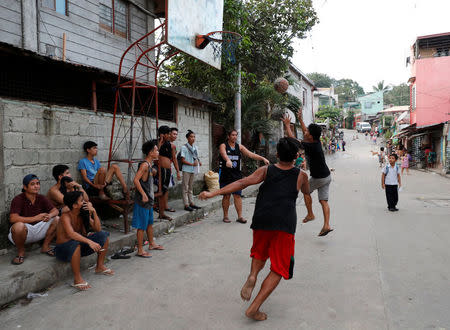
[292,0,450,92]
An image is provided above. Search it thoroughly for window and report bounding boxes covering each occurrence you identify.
[302,88,307,107]
[99,0,129,38]
[42,0,67,15]
[411,85,416,110]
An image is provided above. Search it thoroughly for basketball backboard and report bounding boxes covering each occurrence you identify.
[167,0,224,69]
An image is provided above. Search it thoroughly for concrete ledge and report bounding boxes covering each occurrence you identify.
[0,185,259,306]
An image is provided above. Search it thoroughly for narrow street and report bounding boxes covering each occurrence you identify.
[2,131,450,330]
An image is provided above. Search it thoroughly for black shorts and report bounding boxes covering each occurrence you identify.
[55,231,109,263]
[161,168,171,193]
[85,186,99,196]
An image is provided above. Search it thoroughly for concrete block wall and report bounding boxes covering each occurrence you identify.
[0,97,213,249]
[174,100,212,174]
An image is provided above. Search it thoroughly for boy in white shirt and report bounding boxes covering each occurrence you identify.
[381,154,401,212]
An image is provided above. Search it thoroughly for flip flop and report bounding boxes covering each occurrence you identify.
[159,215,173,221]
[136,253,152,258]
[165,208,176,212]
[318,229,334,237]
[148,244,164,250]
[95,268,114,276]
[302,217,315,223]
[71,282,90,291]
[11,256,24,265]
[111,252,131,259]
[223,217,231,223]
[41,248,55,257]
[236,218,247,224]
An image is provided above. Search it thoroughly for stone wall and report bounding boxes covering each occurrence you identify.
[0,97,213,249]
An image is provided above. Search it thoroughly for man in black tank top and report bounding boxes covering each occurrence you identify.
[218,129,269,224]
[200,137,306,321]
[282,109,334,237]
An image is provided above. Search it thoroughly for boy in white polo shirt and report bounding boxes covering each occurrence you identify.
[180,130,202,212]
[381,154,402,212]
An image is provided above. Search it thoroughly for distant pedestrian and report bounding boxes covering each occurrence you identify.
[342,140,346,151]
[401,151,410,175]
[381,154,401,212]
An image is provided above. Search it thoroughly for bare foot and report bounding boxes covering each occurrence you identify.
[302,215,315,223]
[240,276,256,301]
[245,309,268,321]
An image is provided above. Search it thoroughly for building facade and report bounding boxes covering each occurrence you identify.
[286,63,316,126]
[0,1,216,250]
[313,86,339,111]
[405,32,450,172]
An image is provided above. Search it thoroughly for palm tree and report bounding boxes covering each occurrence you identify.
[372,80,390,93]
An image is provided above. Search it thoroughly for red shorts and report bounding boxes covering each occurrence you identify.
[250,230,295,280]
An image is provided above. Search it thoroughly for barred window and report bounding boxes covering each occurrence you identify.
[99,0,129,38]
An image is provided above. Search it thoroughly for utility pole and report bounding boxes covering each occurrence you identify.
[234,1,242,145]
[235,62,242,144]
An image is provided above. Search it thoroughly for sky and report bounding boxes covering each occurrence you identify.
[291,0,450,93]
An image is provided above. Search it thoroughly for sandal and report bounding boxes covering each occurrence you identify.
[159,215,173,221]
[11,256,24,265]
[71,282,90,291]
[223,217,231,223]
[236,218,247,224]
[165,208,176,212]
[41,248,55,257]
[95,268,115,276]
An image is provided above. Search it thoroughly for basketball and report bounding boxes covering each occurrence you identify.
[274,77,289,94]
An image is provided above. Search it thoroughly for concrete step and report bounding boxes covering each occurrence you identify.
[0,185,259,306]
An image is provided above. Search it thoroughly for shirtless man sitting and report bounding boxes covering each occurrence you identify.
[47,165,88,211]
[54,191,113,291]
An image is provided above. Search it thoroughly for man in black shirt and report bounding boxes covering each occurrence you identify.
[282,109,333,237]
[200,137,306,321]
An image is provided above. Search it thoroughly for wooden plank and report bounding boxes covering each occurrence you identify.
[0,20,21,37]
[0,30,21,46]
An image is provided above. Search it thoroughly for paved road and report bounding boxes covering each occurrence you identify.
[2,131,450,329]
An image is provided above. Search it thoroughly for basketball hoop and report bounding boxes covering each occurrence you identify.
[195,31,242,64]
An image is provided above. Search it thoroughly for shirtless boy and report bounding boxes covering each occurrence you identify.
[200,137,305,321]
[55,191,113,291]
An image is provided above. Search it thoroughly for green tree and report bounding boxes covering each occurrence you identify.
[384,83,410,106]
[334,78,365,106]
[316,105,342,124]
[307,72,334,88]
[372,80,390,93]
[162,0,318,109]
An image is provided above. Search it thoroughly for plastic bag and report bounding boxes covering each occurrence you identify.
[204,171,220,192]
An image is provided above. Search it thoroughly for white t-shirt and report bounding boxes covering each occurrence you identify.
[382,164,400,185]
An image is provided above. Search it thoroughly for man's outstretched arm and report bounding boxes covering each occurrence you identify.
[199,166,268,200]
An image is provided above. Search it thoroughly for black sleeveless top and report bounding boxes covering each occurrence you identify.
[218,142,242,183]
[251,165,300,234]
[159,141,172,159]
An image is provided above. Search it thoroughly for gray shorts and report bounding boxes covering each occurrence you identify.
[309,175,332,201]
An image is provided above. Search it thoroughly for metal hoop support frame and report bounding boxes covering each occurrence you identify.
[195,31,242,64]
